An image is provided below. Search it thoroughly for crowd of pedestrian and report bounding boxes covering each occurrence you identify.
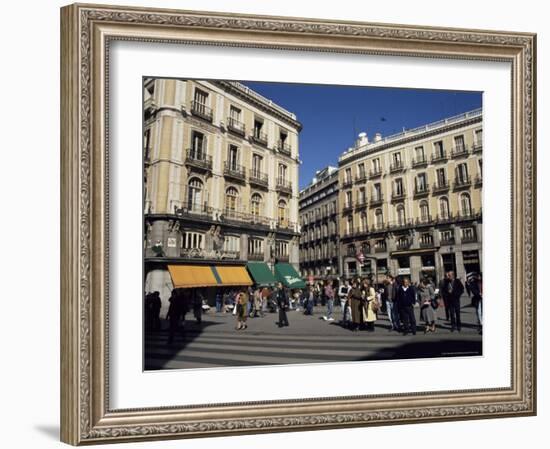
[144,270,483,344]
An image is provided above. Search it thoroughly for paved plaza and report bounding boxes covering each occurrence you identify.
[144,295,482,370]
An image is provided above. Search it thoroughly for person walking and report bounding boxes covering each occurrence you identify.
[383,275,399,331]
[275,282,290,327]
[446,271,465,332]
[304,286,315,316]
[348,279,364,332]
[362,279,378,332]
[323,280,336,321]
[166,289,187,344]
[439,273,452,322]
[338,279,351,313]
[235,288,249,330]
[395,278,417,336]
[467,273,483,334]
[418,279,436,333]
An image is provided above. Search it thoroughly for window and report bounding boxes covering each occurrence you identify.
[454,135,465,151]
[345,168,352,183]
[275,240,289,257]
[359,187,366,203]
[456,163,469,182]
[375,208,384,228]
[478,158,483,175]
[372,158,380,172]
[475,129,483,144]
[229,105,241,122]
[460,193,472,216]
[345,191,352,208]
[415,146,425,161]
[360,212,367,231]
[462,227,475,241]
[279,129,288,147]
[278,164,288,181]
[419,200,430,221]
[182,232,204,249]
[253,118,264,138]
[436,168,447,186]
[252,154,263,175]
[439,196,450,219]
[251,193,262,217]
[416,173,427,191]
[420,232,433,246]
[223,235,240,253]
[225,187,239,214]
[144,128,151,160]
[396,204,406,225]
[190,131,206,159]
[373,183,382,200]
[392,152,402,165]
[346,215,353,234]
[278,200,288,224]
[440,229,454,243]
[358,163,366,178]
[193,88,208,106]
[228,145,239,169]
[434,140,444,157]
[394,178,404,195]
[187,178,204,211]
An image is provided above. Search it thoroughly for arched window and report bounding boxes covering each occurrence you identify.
[251,193,262,217]
[396,204,406,225]
[375,208,384,229]
[278,199,288,225]
[460,192,472,216]
[419,200,430,222]
[439,196,450,219]
[225,187,239,215]
[360,212,367,231]
[187,178,203,211]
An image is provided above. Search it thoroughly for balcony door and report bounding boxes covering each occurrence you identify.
[228,145,239,171]
[190,131,205,160]
[187,178,203,212]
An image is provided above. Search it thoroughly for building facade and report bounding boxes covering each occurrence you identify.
[337,109,483,284]
[298,166,340,280]
[143,79,302,303]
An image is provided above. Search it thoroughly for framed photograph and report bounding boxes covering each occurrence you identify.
[60,3,537,445]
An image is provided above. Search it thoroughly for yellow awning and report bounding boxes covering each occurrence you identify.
[167,265,218,288]
[215,266,253,286]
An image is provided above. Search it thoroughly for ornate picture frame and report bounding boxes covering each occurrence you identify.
[60,3,536,445]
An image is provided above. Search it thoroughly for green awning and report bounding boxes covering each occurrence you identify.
[246,262,277,287]
[274,263,306,289]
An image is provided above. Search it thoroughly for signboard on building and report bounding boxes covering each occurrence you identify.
[397,268,411,275]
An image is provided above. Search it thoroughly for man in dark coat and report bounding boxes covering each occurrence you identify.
[446,271,465,332]
[151,291,162,331]
[275,282,290,327]
[395,277,417,335]
[439,274,451,322]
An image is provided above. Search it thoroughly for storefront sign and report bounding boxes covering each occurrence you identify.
[397,268,411,275]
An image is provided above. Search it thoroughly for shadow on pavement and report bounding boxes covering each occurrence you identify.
[144,319,224,370]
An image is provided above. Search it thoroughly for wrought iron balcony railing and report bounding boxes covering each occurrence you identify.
[185,149,213,171]
[191,101,213,122]
[227,117,246,136]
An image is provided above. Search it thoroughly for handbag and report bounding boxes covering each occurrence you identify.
[371,300,380,314]
[430,297,439,309]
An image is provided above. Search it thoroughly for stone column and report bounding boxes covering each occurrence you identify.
[240,233,249,261]
[410,255,422,284]
[454,250,466,281]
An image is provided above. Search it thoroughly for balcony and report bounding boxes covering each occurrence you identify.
[435,213,455,225]
[276,140,292,157]
[369,195,384,207]
[355,172,368,183]
[248,252,264,261]
[374,244,388,253]
[391,190,407,202]
[472,142,483,153]
[412,156,428,168]
[276,177,293,195]
[355,198,368,209]
[453,176,472,190]
[396,238,412,250]
[191,101,213,122]
[223,162,247,183]
[185,149,213,172]
[432,181,449,193]
[277,219,297,232]
[431,151,448,163]
[413,185,430,198]
[227,117,246,136]
[174,202,212,219]
[457,209,481,221]
[474,175,483,187]
[250,130,268,147]
[451,145,469,158]
[370,223,387,233]
[440,236,456,246]
[369,167,382,178]
[342,202,354,213]
[461,233,478,244]
[342,178,353,188]
[419,237,434,248]
[249,169,269,189]
[389,161,405,173]
[415,215,434,226]
[222,209,271,228]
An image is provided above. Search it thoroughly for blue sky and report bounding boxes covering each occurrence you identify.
[243,81,482,189]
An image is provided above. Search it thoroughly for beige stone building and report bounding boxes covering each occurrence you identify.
[143,78,302,302]
[338,109,483,284]
[299,166,340,280]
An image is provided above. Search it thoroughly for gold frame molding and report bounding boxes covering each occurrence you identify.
[60,3,537,445]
